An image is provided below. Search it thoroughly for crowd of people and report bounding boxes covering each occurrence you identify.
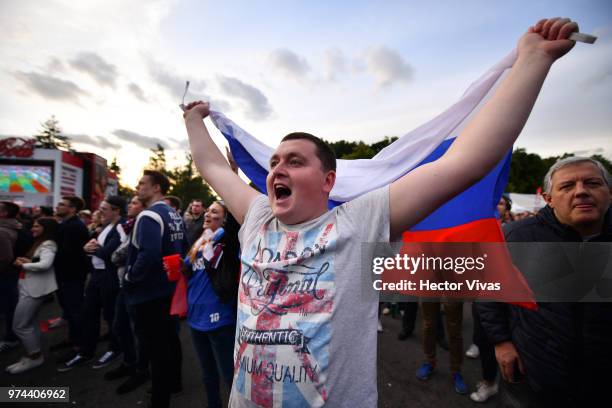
[0,173,241,408]
[1,17,611,408]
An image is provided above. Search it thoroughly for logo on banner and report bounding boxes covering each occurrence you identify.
[0,138,35,158]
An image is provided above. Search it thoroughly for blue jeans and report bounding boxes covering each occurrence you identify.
[190,324,235,408]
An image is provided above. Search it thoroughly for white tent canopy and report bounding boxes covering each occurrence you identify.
[508,193,546,214]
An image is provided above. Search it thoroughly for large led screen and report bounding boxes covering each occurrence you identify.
[0,164,53,193]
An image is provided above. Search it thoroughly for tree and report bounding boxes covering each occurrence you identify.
[342,142,376,159]
[108,157,135,196]
[591,154,612,174]
[148,143,168,173]
[506,148,550,193]
[167,153,216,211]
[145,149,216,211]
[370,136,398,155]
[327,140,358,159]
[109,157,121,175]
[34,116,71,150]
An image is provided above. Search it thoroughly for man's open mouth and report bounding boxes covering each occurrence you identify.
[274,183,292,200]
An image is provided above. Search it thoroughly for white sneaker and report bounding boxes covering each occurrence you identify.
[5,356,27,372]
[92,350,120,369]
[470,381,498,402]
[6,355,44,374]
[465,343,480,358]
[48,317,67,329]
[0,340,19,352]
[377,319,383,333]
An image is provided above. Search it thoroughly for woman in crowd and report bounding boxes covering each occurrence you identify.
[497,194,514,225]
[184,200,239,408]
[5,217,58,374]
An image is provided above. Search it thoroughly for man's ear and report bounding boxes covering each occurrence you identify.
[323,171,336,194]
[543,192,553,207]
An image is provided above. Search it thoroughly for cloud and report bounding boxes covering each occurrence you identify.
[269,49,310,79]
[13,71,87,102]
[127,82,148,102]
[324,48,347,81]
[147,61,232,111]
[112,129,172,149]
[177,138,190,150]
[68,133,121,150]
[46,57,66,74]
[364,46,414,87]
[148,61,206,100]
[572,147,605,156]
[216,76,273,120]
[69,52,118,88]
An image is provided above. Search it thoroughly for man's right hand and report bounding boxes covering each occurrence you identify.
[183,101,210,120]
[495,341,525,383]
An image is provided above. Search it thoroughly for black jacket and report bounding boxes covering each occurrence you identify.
[54,215,90,283]
[478,205,612,399]
[186,214,204,246]
[90,220,124,289]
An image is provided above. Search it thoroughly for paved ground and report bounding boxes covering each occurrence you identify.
[0,301,498,407]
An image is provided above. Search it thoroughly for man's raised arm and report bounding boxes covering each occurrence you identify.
[389,18,579,239]
[183,101,260,224]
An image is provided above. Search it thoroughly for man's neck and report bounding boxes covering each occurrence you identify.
[146,194,165,207]
[60,213,76,221]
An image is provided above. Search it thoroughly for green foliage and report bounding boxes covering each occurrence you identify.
[327,140,358,159]
[326,136,398,160]
[145,148,216,211]
[34,116,72,151]
[167,153,216,210]
[118,184,135,197]
[506,148,551,193]
[148,143,168,173]
[109,157,121,175]
[590,154,612,174]
[506,149,612,194]
[327,138,612,194]
[370,136,398,155]
[342,142,376,159]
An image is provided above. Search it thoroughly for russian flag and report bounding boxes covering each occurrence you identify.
[208,48,535,306]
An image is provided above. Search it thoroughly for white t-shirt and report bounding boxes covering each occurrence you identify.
[91,223,113,270]
[230,186,389,408]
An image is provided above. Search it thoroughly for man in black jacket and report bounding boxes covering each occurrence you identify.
[53,196,90,350]
[0,201,23,352]
[58,196,126,372]
[478,157,611,407]
[185,199,204,245]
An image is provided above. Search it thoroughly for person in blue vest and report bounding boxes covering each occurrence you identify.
[124,170,188,408]
[184,200,239,408]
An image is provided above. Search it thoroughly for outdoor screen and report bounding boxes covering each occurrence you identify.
[0,164,53,193]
